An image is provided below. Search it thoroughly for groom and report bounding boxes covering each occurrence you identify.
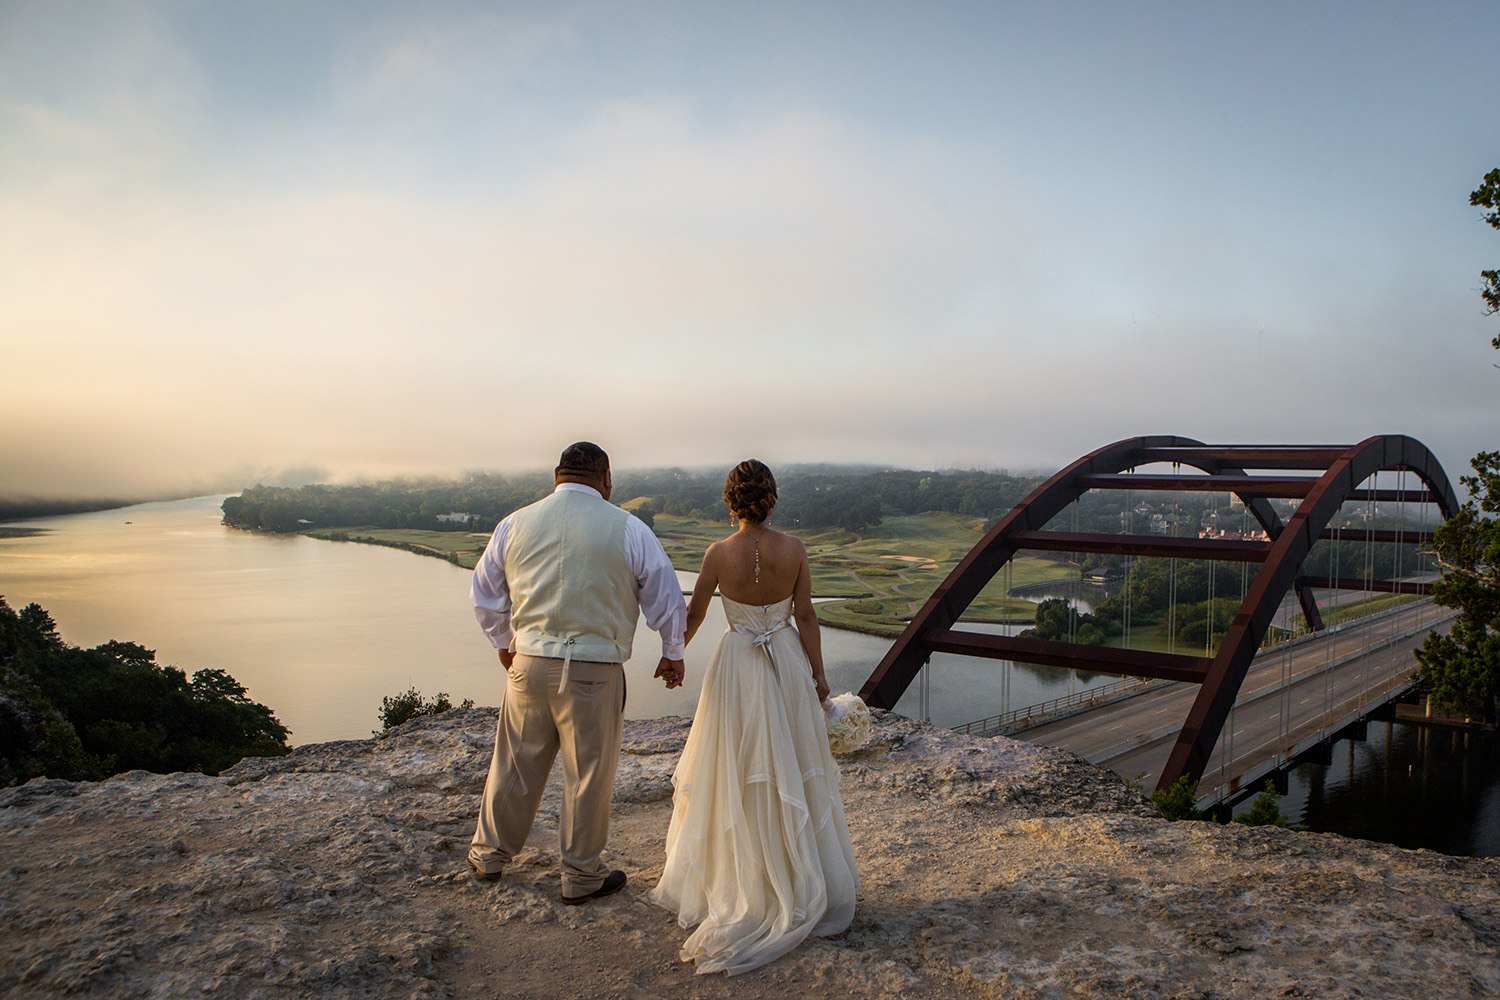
[468,441,686,903]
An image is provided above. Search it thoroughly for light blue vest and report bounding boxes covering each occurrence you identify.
[505,489,640,672]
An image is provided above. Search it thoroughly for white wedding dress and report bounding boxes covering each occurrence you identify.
[651,595,859,975]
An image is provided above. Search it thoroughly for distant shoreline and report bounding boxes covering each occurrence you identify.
[0,494,210,523]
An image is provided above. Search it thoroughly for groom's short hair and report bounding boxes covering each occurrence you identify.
[556,441,610,480]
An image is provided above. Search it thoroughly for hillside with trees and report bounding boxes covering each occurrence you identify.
[0,598,290,786]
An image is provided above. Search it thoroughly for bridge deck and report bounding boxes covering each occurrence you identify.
[1016,601,1454,808]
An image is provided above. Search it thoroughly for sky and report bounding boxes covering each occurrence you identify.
[2,0,1497,499]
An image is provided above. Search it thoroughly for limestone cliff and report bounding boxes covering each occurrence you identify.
[1,709,1496,999]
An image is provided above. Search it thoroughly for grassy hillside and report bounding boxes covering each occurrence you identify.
[311,511,1079,637]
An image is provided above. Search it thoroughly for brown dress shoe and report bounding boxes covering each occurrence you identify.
[468,858,503,881]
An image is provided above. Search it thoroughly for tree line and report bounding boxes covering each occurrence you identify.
[220,466,1052,536]
[0,597,290,786]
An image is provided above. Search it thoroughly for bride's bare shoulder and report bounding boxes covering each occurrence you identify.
[769,527,803,548]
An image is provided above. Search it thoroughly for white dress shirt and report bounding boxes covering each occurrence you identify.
[471,484,687,660]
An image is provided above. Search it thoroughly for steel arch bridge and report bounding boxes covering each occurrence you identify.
[858,436,1459,794]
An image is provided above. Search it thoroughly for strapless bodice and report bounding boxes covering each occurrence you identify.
[720,594,794,632]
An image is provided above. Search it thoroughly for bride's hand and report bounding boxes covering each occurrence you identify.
[814,673,830,702]
[654,657,686,689]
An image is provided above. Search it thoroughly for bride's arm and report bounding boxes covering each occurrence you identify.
[684,544,719,646]
[791,542,829,701]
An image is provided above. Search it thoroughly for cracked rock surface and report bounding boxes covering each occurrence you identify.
[2,708,1496,999]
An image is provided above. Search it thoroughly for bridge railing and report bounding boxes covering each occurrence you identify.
[952,675,1154,736]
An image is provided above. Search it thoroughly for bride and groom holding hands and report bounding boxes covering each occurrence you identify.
[466,442,858,975]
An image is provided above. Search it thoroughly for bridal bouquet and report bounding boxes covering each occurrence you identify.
[822,693,871,754]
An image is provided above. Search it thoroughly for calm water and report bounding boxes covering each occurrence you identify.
[1274,721,1500,857]
[0,496,1102,744]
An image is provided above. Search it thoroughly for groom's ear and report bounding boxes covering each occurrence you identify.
[601,469,613,499]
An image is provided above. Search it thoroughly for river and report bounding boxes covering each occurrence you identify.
[0,496,1106,745]
[3,496,1495,857]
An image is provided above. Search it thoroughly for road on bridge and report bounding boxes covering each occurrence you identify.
[1019,600,1454,807]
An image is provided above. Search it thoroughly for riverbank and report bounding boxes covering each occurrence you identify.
[296,512,1066,636]
[3,708,1495,999]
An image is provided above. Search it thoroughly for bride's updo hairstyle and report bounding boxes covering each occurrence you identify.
[723,459,777,524]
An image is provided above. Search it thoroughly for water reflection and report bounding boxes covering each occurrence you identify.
[1274,722,1500,857]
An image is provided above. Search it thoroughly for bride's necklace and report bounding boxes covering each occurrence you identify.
[753,536,761,585]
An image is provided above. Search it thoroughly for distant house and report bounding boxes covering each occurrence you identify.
[437,512,471,524]
[1085,566,1125,584]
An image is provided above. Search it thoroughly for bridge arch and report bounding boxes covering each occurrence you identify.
[858,436,1459,794]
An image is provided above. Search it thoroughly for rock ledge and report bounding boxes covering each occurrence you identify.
[2,709,1496,999]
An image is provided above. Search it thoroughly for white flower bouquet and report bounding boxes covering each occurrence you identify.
[822,692,871,754]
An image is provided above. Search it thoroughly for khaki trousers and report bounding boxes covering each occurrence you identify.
[469,655,626,895]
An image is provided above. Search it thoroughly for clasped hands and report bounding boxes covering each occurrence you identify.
[654,657,685,689]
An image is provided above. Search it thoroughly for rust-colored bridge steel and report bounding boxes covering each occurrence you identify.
[858,436,1459,794]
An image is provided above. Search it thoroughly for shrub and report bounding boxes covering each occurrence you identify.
[1234,780,1289,827]
[1151,775,1203,821]
[377,687,474,733]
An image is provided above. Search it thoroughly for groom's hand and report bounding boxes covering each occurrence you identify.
[654,657,685,689]
[498,649,515,669]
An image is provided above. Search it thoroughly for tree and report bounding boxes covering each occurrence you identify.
[0,598,290,784]
[1413,170,1500,722]
[1472,167,1500,348]
[1233,780,1289,827]
[1415,450,1500,721]
[1151,775,1202,821]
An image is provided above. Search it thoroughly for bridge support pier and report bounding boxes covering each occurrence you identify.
[1335,719,1368,743]
[1303,741,1334,766]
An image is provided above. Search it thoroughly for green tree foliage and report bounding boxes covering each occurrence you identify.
[1413,170,1500,723]
[376,687,473,733]
[1233,780,1289,827]
[1471,166,1500,347]
[220,466,1048,538]
[622,500,657,532]
[0,598,290,785]
[1019,596,1118,644]
[1151,775,1202,821]
[221,473,556,534]
[1415,450,1500,722]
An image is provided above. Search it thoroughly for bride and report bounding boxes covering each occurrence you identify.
[651,459,859,974]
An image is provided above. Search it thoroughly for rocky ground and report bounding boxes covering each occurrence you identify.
[2,708,1497,999]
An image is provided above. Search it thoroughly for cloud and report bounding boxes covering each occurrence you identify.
[333,9,574,107]
[3,71,1055,495]
[1,3,1493,500]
